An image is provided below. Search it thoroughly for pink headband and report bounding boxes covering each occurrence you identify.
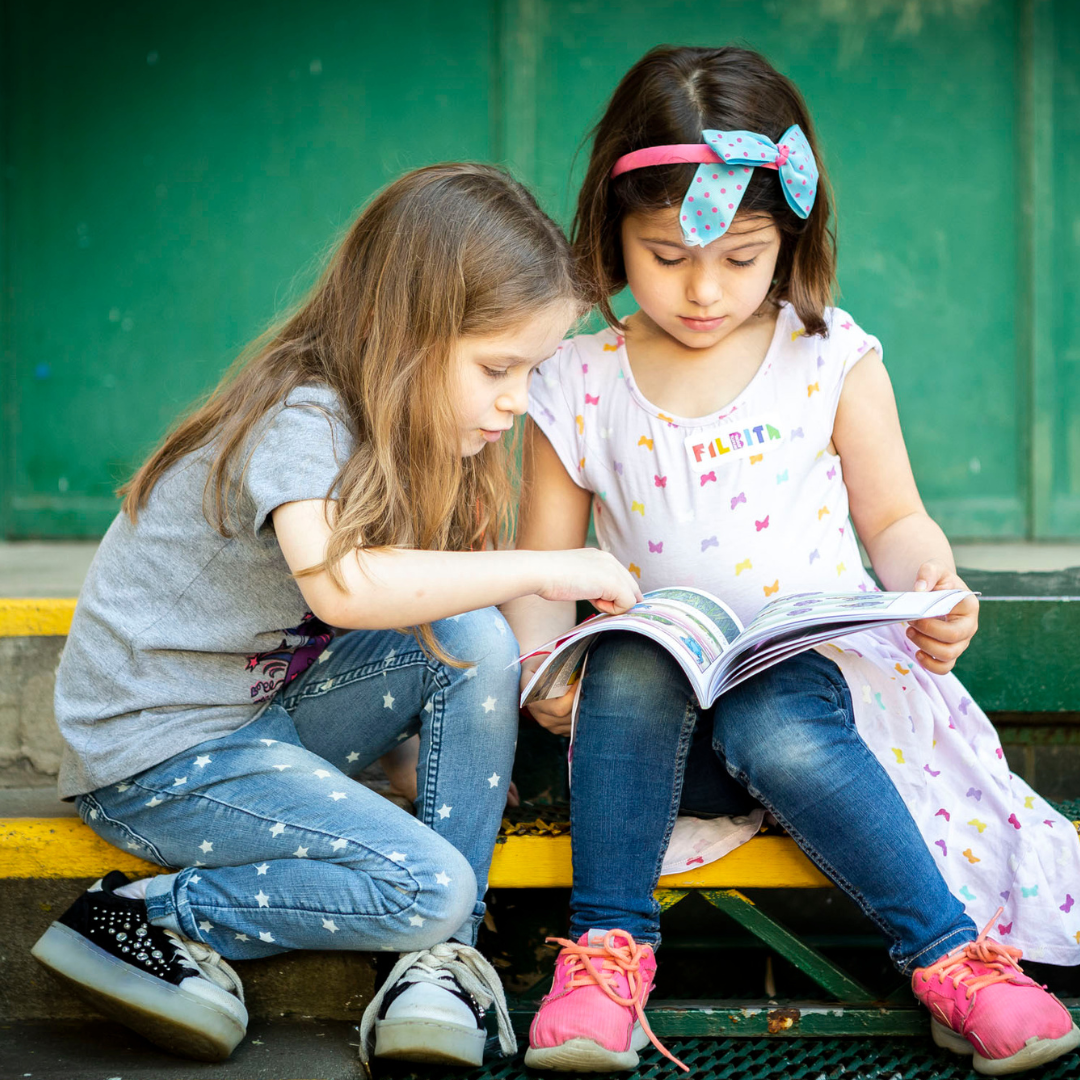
[608,127,818,247]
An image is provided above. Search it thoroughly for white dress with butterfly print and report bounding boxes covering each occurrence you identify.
[528,302,1080,965]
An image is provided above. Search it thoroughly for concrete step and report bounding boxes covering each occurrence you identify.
[1,1018,363,1080]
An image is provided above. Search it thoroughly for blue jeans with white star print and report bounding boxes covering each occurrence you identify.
[74,607,519,960]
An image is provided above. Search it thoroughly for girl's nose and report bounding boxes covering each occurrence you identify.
[496,380,529,417]
[686,264,723,307]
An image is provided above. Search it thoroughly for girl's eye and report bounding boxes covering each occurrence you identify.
[653,254,684,267]
[729,257,758,268]
[484,367,509,379]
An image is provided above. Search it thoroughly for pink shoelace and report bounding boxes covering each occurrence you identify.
[917,907,1037,1000]
[545,930,689,1072]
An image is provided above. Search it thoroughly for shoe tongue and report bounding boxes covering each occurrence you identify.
[585,928,630,949]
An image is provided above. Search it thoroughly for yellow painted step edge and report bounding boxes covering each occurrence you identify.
[0,598,76,637]
[0,818,831,888]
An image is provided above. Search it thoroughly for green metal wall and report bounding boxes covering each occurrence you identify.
[2,0,1077,539]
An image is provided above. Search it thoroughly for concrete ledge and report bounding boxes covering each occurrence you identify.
[0,816,832,888]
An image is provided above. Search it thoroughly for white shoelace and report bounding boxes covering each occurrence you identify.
[357,941,516,1069]
[166,930,246,1003]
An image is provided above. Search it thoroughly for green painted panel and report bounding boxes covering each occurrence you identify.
[2,1,1080,540]
[515,0,1026,540]
[3,0,496,537]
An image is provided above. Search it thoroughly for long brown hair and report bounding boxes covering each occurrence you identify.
[574,46,837,336]
[122,163,581,658]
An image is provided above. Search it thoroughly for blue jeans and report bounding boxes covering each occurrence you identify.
[569,633,977,974]
[76,608,519,959]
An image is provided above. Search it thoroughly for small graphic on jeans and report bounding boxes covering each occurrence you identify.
[246,613,334,702]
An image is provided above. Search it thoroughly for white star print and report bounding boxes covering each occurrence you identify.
[322,918,339,933]
[330,838,347,851]
[424,700,433,713]
[194,860,206,867]
[488,772,501,788]
[235,932,250,942]
[255,890,270,907]
[259,931,275,943]
[194,755,212,768]
[329,791,347,801]
[269,823,286,837]
[383,691,395,709]
[190,874,201,884]
[199,840,213,854]
[126,841,141,850]
[494,617,507,634]
[409,914,426,927]
[435,871,452,886]
[116,783,131,791]
[313,769,331,779]
[481,696,497,713]
[173,776,188,786]
[437,804,452,819]
[346,751,360,763]
[88,807,99,820]
[389,851,407,861]
[293,845,309,858]
[464,666,478,679]
[272,763,292,771]
[317,649,332,663]
[255,863,270,875]
[199,920,213,932]
[145,796,163,808]
[260,739,278,746]
[383,649,397,666]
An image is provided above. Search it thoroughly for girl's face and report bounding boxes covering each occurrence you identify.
[452,301,577,456]
[620,208,781,349]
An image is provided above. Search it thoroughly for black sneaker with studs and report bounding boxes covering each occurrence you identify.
[31,870,247,1061]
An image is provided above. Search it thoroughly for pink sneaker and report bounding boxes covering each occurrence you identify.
[912,911,1080,1075]
[524,929,687,1073]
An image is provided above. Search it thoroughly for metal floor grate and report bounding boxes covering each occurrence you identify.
[387,1036,1080,1080]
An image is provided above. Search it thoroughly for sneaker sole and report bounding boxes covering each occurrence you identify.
[374,1017,486,1066]
[32,921,247,1062]
[524,1026,650,1073]
[931,1018,1080,1076]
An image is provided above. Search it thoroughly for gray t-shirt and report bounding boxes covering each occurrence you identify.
[55,386,354,798]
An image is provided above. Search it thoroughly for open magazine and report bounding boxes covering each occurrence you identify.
[519,586,972,709]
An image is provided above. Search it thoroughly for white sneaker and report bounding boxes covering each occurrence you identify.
[358,942,516,1068]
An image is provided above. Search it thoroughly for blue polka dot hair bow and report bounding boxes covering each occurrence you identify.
[611,124,819,247]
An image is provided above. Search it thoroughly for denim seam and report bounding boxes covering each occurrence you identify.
[641,695,700,946]
[417,659,452,829]
[904,926,978,974]
[79,793,171,867]
[122,780,423,905]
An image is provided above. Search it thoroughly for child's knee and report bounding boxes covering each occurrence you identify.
[437,607,520,680]
[583,632,691,721]
[395,851,477,949]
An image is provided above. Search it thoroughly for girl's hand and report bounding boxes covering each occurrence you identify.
[536,548,643,615]
[907,560,980,675]
[519,653,576,737]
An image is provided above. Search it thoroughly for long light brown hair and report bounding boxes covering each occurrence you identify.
[574,46,837,336]
[122,163,581,658]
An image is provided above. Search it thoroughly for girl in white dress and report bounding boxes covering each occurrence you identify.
[502,45,1080,1077]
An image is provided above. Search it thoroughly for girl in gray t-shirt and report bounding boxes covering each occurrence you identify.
[33,163,641,1068]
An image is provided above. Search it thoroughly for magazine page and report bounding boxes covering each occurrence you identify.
[519,587,744,707]
[705,589,970,702]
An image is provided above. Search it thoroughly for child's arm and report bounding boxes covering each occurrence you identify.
[272,496,640,630]
[501,419,596,735]
[833,350,979,675]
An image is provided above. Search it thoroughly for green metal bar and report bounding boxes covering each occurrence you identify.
[700,889,873,1002]
[507,1000,1080,1039]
